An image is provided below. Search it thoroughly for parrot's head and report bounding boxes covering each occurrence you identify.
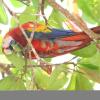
[2,35,21,55]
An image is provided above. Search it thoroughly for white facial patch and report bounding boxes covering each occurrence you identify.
[3,36,14,49]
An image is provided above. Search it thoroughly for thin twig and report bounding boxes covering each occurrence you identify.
[3,1,21,15]
[17,0,30,6]
[19,24,41,60]
[40,0,48,25]
[64,67,85,75]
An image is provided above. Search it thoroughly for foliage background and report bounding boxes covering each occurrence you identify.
[0,0,100,90]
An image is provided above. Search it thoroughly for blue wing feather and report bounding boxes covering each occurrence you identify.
[25,28,76,40]
[46,28,75,39]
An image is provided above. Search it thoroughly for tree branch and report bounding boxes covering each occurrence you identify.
[17,0,31,6]
[48,0,100,40]
[40,0,48,25]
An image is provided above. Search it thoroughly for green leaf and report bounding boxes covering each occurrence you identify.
[67,72,77,90]
[78,51,100,70]
[79,58,100,70]
[82,13,96,24]
[47,72,67,90]
[10,16,18,28]
[0,35,2,54]
[75,73,93,90]
[72,43,97,58]
[48,9,66,28]
[88,51,100,67]
[34,65,68,90]
[78,52,100,83]
[32,0,39,12]
[78,0,100,24]
[50,64,67,80]
[19,6,37,24]
[10,0,25,8]
[43,58,52,62]
[79,63,99,70]
[34,67,50,89]
[0,54,11,64]
[79,67,100,83]
[47,65,68,90]
[0,4,8,24]
[0,76,26,90]
[6,52,25,69]
[67,72,93,90]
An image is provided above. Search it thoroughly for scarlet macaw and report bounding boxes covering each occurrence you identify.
[2,22,100,74]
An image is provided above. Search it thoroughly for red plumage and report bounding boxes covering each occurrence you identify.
[2,22,100,74]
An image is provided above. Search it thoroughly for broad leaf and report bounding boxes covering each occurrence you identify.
[0,4,8,24]
[10,0,25,8]
[34,65,68,90]
[0,54,11,64]
[6,53,25,69]
[47,65,68,90]
[78,0,100,24]
[78,52,100,83]
[19,6,37,24]
[32,0,39,12]
[34,67,50,89]
[10,16,18,28]
[0,76,26,90]
[48,9,66,28]
[79,51,100,70]
[72,43,97,58]
[0,35,2,54]
[67,72,77,90]
[79,67,100,83]
[43,58,52,62]
[75,73,93,90]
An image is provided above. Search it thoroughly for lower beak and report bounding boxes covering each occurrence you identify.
[2,48,12,55]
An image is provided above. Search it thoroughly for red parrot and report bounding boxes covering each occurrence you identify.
[2,22,100,74]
